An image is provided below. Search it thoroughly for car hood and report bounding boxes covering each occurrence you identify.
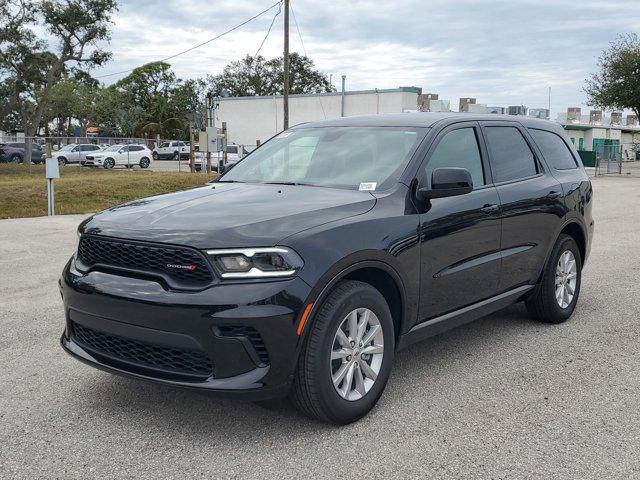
[80,183,376,249]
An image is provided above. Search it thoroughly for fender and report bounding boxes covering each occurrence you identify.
[535,215,588,284]
[295,251,411,347]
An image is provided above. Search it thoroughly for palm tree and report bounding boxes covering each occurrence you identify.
[136,117,185,138]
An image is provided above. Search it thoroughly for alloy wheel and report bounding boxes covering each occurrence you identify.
[330,308,384,401]
[555,250,577,308]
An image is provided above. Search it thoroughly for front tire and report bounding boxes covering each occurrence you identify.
[152,151,158,160]
[10,154,22,163]
[526,234,582,324]
[103,158,115,169]
[57,157,67,166]
[290,280,395,424]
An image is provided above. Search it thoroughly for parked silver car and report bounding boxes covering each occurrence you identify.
[52,144,103,166]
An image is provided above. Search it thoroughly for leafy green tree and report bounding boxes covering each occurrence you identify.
[111,61,176,112]
[109,62,205,139]
[586,33,640,118]
[0,0,117,164]
[207,53,333,97]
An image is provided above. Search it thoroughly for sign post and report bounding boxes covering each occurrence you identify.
[45,157,60,216]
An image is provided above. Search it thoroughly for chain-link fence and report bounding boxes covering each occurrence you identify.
[0,135,256,173]
[594,143,640,177]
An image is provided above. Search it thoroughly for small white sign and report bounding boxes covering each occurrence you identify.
[358,182,377,191]
[45,157,60,179]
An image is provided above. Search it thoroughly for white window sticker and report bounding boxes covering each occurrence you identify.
[358,182,377,191]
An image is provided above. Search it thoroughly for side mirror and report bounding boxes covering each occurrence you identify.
[418,167,473,200]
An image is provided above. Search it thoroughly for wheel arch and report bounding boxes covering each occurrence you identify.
[559,221,586,264]
[299,257,408,344]
[535,218,588,286]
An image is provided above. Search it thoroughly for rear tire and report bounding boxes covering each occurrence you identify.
[290,280,395,424]
[526,234,582,324]
[140,157,150,168]
[58,157,67,166]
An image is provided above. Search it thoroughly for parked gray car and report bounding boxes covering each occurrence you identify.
[0,142,45,163]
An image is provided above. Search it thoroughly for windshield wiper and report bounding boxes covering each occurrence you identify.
[264,181,313,186]
[215,179,244,183]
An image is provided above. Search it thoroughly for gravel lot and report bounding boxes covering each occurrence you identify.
[1,176,639,479]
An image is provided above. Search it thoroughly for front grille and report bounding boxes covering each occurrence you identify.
[71,321,213,378]
[217,326,269,366]
[77,235,213,287]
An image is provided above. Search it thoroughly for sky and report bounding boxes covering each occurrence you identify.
[88,0,640,118]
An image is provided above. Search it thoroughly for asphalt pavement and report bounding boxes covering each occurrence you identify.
[0,176,639,479]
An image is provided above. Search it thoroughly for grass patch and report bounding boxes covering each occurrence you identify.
[0,164,217,219]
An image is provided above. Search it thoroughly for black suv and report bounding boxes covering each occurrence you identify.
[60,113,593,424]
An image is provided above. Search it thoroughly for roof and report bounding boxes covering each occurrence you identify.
[217,86,422,102]
[292,112,563,130]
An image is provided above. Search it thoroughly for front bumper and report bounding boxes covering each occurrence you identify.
[81,158,102,166]
[59,258,311,400]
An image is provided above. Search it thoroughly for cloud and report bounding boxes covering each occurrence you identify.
[89,0,640,114]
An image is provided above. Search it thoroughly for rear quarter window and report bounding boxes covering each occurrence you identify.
[529,129,578,170]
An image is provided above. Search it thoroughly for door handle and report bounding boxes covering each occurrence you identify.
[480,203,500,213]
[547,191,561,200]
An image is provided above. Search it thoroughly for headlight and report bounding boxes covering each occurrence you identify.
[73,230,81,259]
[206,247,303,279]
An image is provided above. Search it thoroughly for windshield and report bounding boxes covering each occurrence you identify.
[102,144,122,152]
[220,126,427,190]
[59,144,76,151]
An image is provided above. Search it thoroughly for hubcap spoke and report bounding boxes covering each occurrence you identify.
[359,359,378,381]
[354,365,366,396]
[332,363,349,387]
[347,311,358,340]
[360,324,380,346]
[335,328,350,349]
[331,348,351,361]
[339,363,356,398]
[361,344,383,355]
[356,309,369,343]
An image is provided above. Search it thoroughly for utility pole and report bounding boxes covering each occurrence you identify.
[189,124,195,173]
[341,75,346,117]
[283,0,290,130]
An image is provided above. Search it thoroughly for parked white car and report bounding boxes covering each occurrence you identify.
[218,144,248,173]
[52,143,102,165]
[82,144,153,169]
[152,140,189,160]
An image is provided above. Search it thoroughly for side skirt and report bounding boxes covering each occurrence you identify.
[396,284,534,350]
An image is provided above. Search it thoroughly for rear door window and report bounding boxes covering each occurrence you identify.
[484,127,538,183]
[425,127,485,188]
[529,129,578,170]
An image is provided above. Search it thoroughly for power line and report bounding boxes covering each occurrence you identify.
[290,2,307,57]
[290,1,326,119]
[96,0,283,79]
[254,2,282,59]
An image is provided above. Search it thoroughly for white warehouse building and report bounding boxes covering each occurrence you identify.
[215,87,422,146]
